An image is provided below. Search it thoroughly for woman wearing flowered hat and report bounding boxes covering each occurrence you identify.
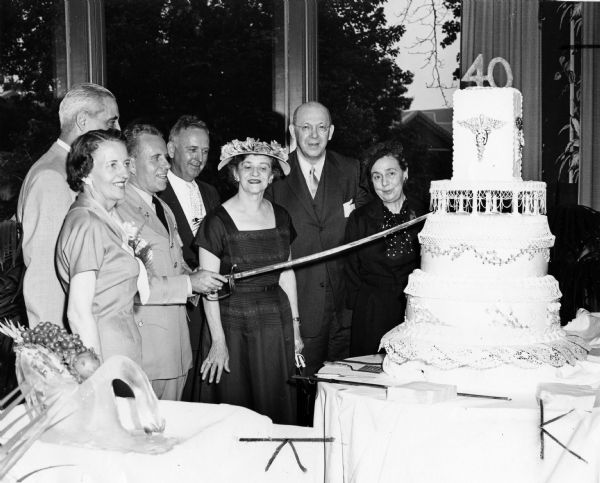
[194,138,302,424]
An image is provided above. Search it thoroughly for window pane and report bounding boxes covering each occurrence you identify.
[541,1,583,205]
[0,0,64,220]
[104,0,279,195]
[318,0,459,203]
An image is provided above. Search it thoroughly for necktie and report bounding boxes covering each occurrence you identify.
[152,196,169,232]
[188,182,204,235]
[308,167,319,198]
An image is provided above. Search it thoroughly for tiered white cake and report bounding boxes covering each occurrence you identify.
[380,86,589,399]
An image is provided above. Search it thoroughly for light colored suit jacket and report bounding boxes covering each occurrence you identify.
[17,142,76,328]
[116,185,192,380]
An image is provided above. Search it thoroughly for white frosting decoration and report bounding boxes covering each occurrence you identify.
[419,213,554,277]
[430,180,546,215]
[381,85,589,391]
[452,87,523,181]
[405,269,561,301]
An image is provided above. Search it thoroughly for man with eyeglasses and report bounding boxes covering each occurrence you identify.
[17,83,120,329]
[267,101,369,389]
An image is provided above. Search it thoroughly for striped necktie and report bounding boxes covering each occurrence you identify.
[308,166,319,198]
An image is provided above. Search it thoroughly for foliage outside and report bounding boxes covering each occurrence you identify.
[553,2,582,184]
[1,0,460,211]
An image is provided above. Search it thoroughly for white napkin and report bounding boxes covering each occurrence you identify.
[564,308,600,346]
[536,382,598,410]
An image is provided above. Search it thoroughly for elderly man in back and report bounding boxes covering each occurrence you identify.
[117,123,226,400]
[17,83,120,329]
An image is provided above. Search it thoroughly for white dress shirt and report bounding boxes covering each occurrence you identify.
[167,170,206,234]
[297,151,325,190]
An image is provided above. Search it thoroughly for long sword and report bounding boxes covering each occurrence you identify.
[229,212,429,283]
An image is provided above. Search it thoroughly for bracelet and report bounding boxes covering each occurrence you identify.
[292,316,300,324]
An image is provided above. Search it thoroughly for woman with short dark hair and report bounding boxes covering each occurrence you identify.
[344,140,425,357]
[56,129,143,364]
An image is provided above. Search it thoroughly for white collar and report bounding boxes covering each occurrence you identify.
[297,150,326,179]
[56,138,71,152]
[167,170,196,188]
[130,184,154,208]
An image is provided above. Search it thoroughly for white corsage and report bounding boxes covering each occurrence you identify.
[121,221,154,305]
[122,221,153,268]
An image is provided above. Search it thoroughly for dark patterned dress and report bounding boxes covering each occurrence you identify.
[344,198,425,357]
[195,204,296,424]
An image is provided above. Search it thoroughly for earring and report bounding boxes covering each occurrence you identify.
[82,177,92,186]
[234,176,239,182]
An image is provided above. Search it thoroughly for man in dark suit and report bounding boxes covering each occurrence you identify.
[267,102,369,378]
[159,115,221,401]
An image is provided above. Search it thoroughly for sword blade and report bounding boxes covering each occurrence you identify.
[231,212,429,281]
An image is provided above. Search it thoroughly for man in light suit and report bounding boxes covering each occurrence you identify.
[159,115,220,401]
[267,102,370,378]
[117,123,226,400]
[17,83,120,329]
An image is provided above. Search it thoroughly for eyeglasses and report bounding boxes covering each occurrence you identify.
[294,123,330,135]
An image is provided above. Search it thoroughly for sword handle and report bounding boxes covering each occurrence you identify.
[207,264,237,301]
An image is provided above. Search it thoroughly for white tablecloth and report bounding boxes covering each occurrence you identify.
[6,400,325,483]
[314,355,600,483]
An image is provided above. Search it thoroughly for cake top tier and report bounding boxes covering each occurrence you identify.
[452,87,523,182]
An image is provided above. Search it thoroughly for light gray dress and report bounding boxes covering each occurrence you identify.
[56,193,142,365]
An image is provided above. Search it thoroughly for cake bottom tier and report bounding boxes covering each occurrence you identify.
[381,320,589,370]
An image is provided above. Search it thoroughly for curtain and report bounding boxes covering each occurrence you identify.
[461,0,542,181]
[578,3,600,210]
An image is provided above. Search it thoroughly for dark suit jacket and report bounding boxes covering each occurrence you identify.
[159,179,220,269]
[266,150,369,337]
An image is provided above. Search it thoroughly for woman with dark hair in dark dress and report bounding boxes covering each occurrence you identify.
[194,138,302,425]
[344,141,425,357]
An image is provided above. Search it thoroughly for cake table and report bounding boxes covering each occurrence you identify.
[6,400,325,483]
[314,355,600,483]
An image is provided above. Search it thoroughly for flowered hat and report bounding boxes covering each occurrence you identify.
[218,137,290,175]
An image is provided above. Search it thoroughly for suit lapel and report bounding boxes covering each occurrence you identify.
[124,186,169,238]
[161,182,193,241]
[197,181,214,212]
[287,153,319,220]
[321,151,344,221]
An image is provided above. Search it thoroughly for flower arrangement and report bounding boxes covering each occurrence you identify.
[220,137,288,163]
